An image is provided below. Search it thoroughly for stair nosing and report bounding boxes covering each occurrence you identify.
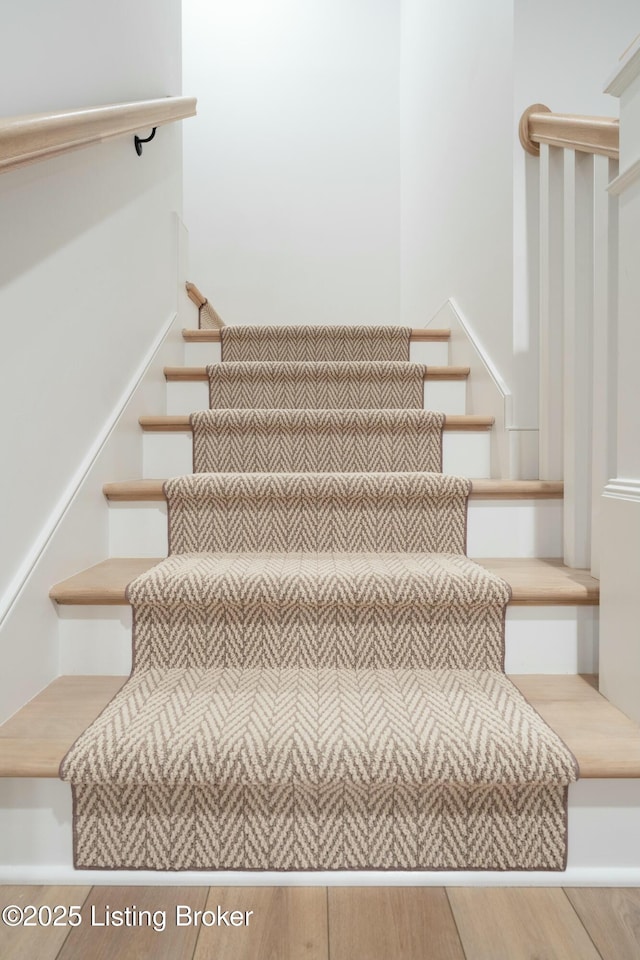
[182,327,452,343]
[139,414,495,431]
[49,556,599,607]
[103,478,564,502]
[165,365,470,382]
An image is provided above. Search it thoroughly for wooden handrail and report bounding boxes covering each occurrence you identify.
[185,282,207,308]
[186,281,225,329]
[519,104,619,159]
[0,96,197,173]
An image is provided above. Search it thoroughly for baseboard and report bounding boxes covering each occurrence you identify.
[2,867,639,888]
[426,300,539,479]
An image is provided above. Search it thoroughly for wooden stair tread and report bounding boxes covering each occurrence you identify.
[182,327,452,343]
[0,676,126,777]
[1,674,637,779]
[165,365,470,381]
[49,557,598,606]
[139,414,495,431]
[477,558,599,605]
[50,558,157,604]
[103,478,564,502]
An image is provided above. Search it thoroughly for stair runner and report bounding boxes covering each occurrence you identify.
[191,409,445,474]
[60,326,578,871]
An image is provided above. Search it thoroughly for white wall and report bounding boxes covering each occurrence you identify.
[512,0,640,428]
[183,0,638,448]
[183,0,401,327]
[0,0,183,714]
[400,0,515,393]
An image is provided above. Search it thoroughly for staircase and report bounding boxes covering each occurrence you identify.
[1,316,639,882]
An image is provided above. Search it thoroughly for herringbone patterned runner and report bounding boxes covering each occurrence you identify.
[165,473,469,554]
[220,324,411,362]
[208,361,425,409]
[191,408,444,473]
[64,667,576,870]
[127,551,510,670]
[61,323,578,872]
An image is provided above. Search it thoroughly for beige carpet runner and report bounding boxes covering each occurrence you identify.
[192,409,444,473]
[220,324,411,361]
[61,323,578,871]
[208,361,425,409]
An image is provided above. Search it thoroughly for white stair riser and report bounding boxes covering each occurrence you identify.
[109,496,551,558]
[57,604,597,676]
[166,380,208,415]
[142,430,492,479]
[182,341,450,366]
[465,500,562,557]
[503,605,598,674]
[1,777,635,882]
[184,341,222,365]
[143,432,193,477]
[59,607,134,676]
[166,379,468,416]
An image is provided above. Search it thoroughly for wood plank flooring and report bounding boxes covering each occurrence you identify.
[2,886,639,960]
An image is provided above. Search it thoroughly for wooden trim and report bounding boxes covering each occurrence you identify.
[0,96,197,173]
[103,478,563,502]
[469,480,563,499]
[139,414,494,432]
[182,328,452,344]
[185,282,207,308]
[164,365,470,382]
[519,104,619,159]
[519,103,552,156]
[104,479,167,501]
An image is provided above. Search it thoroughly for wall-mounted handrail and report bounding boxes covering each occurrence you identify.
[519,104,619,159]
[185,282,208,309]
[185,282,225,330]
[0,96,197,173]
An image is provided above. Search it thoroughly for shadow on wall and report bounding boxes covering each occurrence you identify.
[0,126,177,290]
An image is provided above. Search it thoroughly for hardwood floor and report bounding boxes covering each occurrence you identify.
[1,886,639,959]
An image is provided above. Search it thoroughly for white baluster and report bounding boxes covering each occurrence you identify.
[539,144,565,481]
[563,150,594,568]
[590,156,619,577]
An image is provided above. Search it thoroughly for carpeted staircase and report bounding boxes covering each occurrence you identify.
[60,325,578,871]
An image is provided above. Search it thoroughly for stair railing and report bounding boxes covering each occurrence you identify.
[519,105,619,575]
[0,97,197,173]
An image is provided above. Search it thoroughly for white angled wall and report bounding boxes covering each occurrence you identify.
[400,0,515,384]
[182,0,401,327]
[0,0,183,713]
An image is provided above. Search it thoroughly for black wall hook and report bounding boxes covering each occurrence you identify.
[134,127,157,156]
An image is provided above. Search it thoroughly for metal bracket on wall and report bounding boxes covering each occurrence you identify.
[134,127,157,156]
